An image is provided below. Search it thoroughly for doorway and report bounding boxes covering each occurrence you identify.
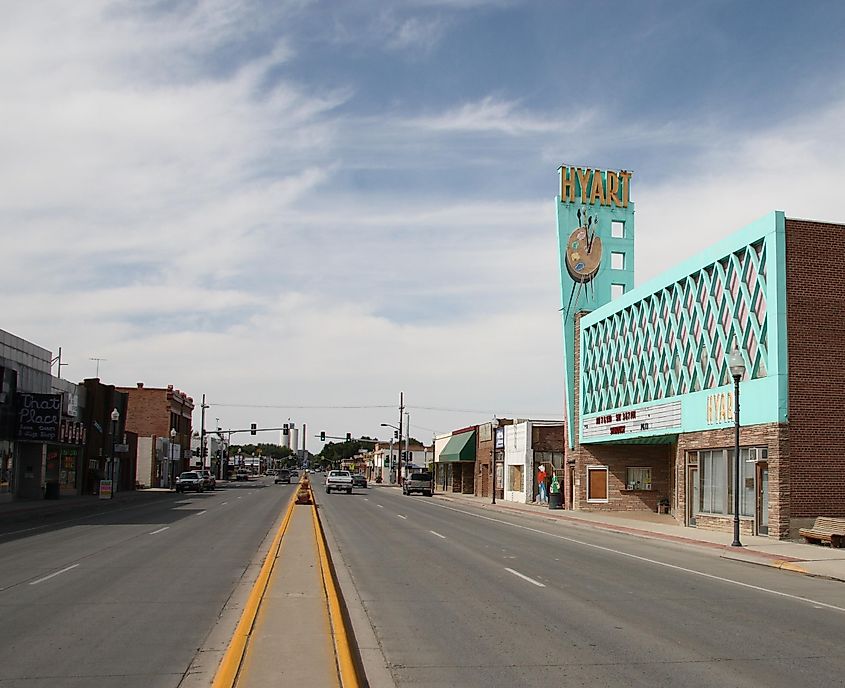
[756,462,769,535]
[687,466,699,527]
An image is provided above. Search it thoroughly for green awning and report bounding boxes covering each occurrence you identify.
[439,430,476,462]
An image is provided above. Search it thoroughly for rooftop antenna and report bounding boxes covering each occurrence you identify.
[89,357,107,378]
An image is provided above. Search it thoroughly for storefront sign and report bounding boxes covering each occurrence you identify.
[99,479,113,499]
[16,393,61,441]
[706,391,735,424]
[495,427,504,449]
[59,418,86,445]
[559,166,633,207]
[582,400,681,440]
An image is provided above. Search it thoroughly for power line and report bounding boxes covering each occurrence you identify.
[210,403,394,410]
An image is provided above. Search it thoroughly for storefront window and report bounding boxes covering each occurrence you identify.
[0,441,13,493]
[699,447,761,517]
[508,465,523,492]
[626,467,652,490]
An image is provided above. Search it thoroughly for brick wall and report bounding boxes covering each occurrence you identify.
[675,424,788,539]
[785,218,845,525]
[475,436,492,498]
[120,386,169,438]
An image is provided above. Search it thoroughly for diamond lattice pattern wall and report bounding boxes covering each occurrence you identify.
[581,240,767,414]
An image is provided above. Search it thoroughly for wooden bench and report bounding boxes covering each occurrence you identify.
[799,517,845,548]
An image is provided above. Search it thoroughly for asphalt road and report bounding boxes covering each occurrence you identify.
[317,485,845,688]
[0,478,294,688]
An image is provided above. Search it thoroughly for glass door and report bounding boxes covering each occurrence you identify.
[688,466,699,527]
[756,462,769,535]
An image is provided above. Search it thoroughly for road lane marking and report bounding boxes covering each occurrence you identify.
[377,504,384,508]
[430,530,446,539]
[424,501,845,615]
[149,527,170,535]
[506,568,546,587]
[195,510,207,516]
[221,501,228,505]
[29,564,79,586]
[397,514,407,520]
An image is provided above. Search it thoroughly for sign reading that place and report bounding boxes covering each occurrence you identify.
[582,401,681,440]
[16,393,61,441]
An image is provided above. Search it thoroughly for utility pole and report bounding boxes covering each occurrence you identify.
[302,423,306,466]
[51,347,68,378]
[199,394,208,469]
[397,391,404,485]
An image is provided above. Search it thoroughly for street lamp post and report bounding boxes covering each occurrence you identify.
[170,428,177,490]
[381,423,400,485]
[729,348,746,548]
[491,417,498,504]
[110,408,120,489]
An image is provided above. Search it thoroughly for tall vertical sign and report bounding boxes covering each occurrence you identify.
[556,166,635,448]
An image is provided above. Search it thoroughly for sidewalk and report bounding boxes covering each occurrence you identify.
[423,487,845,583]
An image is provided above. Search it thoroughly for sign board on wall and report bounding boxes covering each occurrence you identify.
[581,400,681,441]
[557,165,636,450]
[16,393,61,441]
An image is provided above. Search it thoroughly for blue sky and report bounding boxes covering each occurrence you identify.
[4,0,845,447]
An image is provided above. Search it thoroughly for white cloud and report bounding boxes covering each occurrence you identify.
[5,1,845,448]
[411,96,596,135]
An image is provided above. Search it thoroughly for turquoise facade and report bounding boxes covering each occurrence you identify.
[556,166,636,448]
[577,211,788,444]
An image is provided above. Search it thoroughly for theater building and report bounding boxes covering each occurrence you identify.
[556,165,845,539]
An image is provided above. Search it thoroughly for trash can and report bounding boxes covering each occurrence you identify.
[548,492,563,509]
[44,481,60,500]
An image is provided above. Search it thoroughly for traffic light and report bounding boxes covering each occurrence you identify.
[250,423,257,436]
[394,430,399,439]
[320,431,325,441]
[346,432,351,441]
[282,423,289,436]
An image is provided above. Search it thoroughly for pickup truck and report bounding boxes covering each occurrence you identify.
[402,472,433,496]
[325,470,353,494]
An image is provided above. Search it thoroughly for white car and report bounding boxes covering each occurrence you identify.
[325,470,353,494]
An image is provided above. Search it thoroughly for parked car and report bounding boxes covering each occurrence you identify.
[290,469,299,478]
[274,469,291,484]
[403,472,433,496]
[175,471,204,493]
[351,473,367,489]
[325,470,353,494]
[235,469,250,481]
[198,469,215,490]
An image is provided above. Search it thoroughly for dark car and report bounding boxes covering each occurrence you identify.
[235,469,249,481]
[274,469,291,484]
[175,471,204,493]
[351,474,367,489]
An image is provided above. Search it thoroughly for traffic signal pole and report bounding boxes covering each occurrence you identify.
[397,391,404,485]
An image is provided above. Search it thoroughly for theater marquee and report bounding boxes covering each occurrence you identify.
[581,401,682,441]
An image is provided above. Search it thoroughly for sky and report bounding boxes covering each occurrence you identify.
[4,0,845,451]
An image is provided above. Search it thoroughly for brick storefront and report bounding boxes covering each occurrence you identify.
[563,215,845,540]
[118,382,194,488]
